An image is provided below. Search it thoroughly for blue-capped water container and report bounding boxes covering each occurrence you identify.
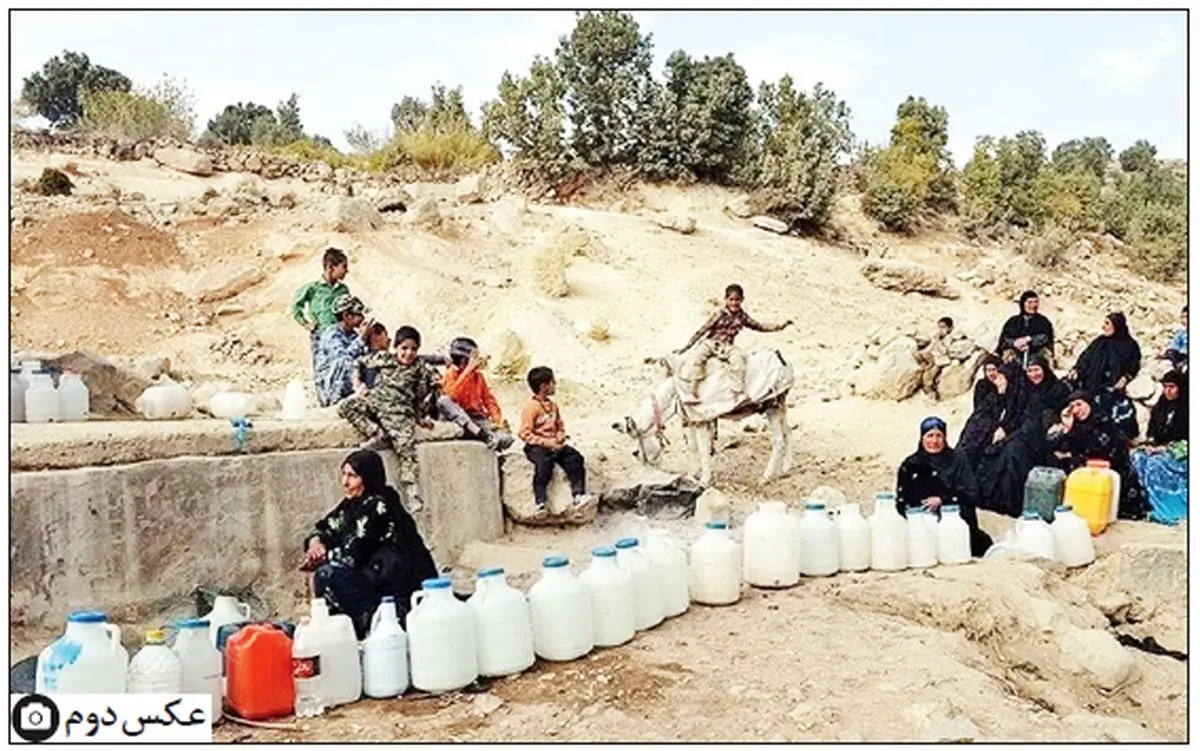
[408,577,477,693]
[36,610,130,694]
[467,567,535,677]
[528,556,594,661]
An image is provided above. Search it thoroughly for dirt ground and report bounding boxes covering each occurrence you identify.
[10,149,1188,742]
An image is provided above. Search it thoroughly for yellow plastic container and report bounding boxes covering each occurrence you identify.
[1065,464,1114,536]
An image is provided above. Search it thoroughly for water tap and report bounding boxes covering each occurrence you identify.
[230,417,253,451]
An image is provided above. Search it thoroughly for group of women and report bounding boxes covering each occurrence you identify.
[897,310,1189,556]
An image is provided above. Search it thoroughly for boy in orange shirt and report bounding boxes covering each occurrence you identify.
[518,366,590,514]
[442,337,513,451]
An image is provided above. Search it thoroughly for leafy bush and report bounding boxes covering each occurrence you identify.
[1034,167,1102,233]
[78,76,195,140]
[482,56,571,180]
[1018,224,1073,268]
[22,50,131,127]
[1127,201,1186,279]
[28,167,74,196]
[269,138,357,169]
[205,102,274,145]
[860,101,950,232]
[752,78,853,233]
[394,127,499,172]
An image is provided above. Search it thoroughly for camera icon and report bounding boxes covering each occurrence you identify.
[12,694,60,743]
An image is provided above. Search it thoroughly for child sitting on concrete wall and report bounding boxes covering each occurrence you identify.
[518,366,590,515]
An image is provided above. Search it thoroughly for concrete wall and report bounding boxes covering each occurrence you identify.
[10,441,502,631]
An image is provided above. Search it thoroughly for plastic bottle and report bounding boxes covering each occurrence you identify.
[362,596,410,698]
[57,370,90,421]
[128,628,183,694]
[292,616,325,718]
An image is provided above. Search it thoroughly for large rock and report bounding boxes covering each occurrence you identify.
[655,215,697,235]
[402,197,441,229]
[724,196,755,219]
[1058,627,1136,691]
[501,455,597,527]
[858,337,924,401]
[40,350,154,417]
[860,260,959,299]
[599,469,703,519]
[454,174,484,204]
[751,215,789,234]
[325,196,382,233]
[939,350,987,399]
[153,147,214,177]
[179,266,268,304]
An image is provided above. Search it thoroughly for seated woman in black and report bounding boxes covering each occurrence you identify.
[301,449,438,638]
[955,355,1009,468]
[897,416,993,557]
[1046,390,1139,518]
[1068,311,1142,393]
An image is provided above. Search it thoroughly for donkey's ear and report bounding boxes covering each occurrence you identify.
[624,416,638,434]
[610,421,623,433]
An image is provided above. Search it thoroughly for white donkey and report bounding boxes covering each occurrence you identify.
[613,349,795,487]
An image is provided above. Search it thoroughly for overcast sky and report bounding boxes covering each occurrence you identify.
[9,8,1187,164]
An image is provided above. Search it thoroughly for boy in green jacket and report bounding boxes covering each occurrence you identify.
[291,248,350,374]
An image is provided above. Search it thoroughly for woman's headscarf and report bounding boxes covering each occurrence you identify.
[920,416,947,440]
[343,449,389,496]
[1106,312,1132,340]
[1018,290,1038,311]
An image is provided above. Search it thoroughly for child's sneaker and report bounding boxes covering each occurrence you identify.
[532,503,548,518]
[572,494,594,509]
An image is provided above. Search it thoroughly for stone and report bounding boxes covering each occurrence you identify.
[10,439,503,630]
[656,215,697,235]
[402,197,441,229]
[599,469,704,519]
[724,196,754,219]
[178,266,268,304]
[857,337,924,401]
[39,350,155,417]
[153,147,215,177]
[1058,627,1136,691]
[1125,373,1158,401]
[751,215,789,234]
[946,333,977,361]
[501,456,598,527]
[472,693,504,717]
[325,196,382,233]
[938,350,987,399]
[454,174,484,204]
[860,260,958,299]
[372,187,412,213]
[693,487,731,525]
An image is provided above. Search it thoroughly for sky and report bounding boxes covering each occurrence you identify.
[9,9,1187,165]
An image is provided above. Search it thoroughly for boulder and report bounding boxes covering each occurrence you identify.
[860,260,959,299]
[372,187,412,213]
[858,337,924,401]
[655,215,697,235]
[325,196,382,233]
[1058,627,1137,691]
[402,197,441,229]
[724,196,755,219]
[599,469,704,519]
[939,350,987,399]
[751,215,789,234]
[501,456,598,527]
[43,350,154,417]
[182,266,268,304]
[153,147,214,177]
[454,174,484,204]
[1125,373,1158,402]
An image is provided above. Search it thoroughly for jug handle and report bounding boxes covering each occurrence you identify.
[370,606,383,633]
[410,590,426,612]
[102,624,122,654]
[237,602,251,619]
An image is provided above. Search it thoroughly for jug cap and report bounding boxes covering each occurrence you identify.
[942,504,959,513]
[477,566,504,578]
[380,595,395,603]
[1021,510,1041,520]
[705,520,728,530]
[176,617,209,629]
[904,507,922,516]
[145,628,167,644]
[542,555,569,568]
[422,577,452,589]
[67,610,107,624]
[804,501,826,511]
[592,546,617,558]
[1085,459,1111,469]
[1055,504,1072,513]
[614,537,639,549]
[874,491,896,500]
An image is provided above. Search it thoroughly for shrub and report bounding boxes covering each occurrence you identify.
[29,167,74,196]
[22,50,131,127]
[269,138,357,170]
[78,75,195,140]
[1018,225,1073,268]
[394,128,500,172]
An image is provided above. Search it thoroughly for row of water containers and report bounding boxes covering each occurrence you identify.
[33,500,1097,721]
[10,361,90,423]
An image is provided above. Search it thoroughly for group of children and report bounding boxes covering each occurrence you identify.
[290,248,590,515]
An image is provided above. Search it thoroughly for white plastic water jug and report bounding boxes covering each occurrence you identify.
[614,538,664,631]
[309,598,362,706]
[1015,510,1056,561]
[128,628,183,694]
[644,533,690,618]
[1050,505,1096,568]
[136,376,193,419]
[905,508,937,568]
[281,379,307,420]
[172,618,222,722]
[743,501,800,588]
[362,596,410,698]
[834,503,871,572]
[408,577,478,692]
[292,616,326,718]
[528,556,594,661]
[57,370,90,421]
[209,391,254,420]
[18,360,41,388]
[24,372,59,423]
[467,568,535,677]
[37,610,130,694]
[204,596,250,648]
[799,502,839,577]
[689,521,742,606]
[870,492,908,571]
[936,505,972,565]
[11,367,26,422]
[578,547,636,647]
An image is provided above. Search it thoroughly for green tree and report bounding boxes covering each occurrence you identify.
[274,93,303,142]
[960,136,1003,233]
[753,77,853,233]
[21,50,131,127]
[1118,139,1158,173]
[637,51,755,183]
[995,130,1047,227]
[891,96,956,212]
[1034,167,1102,233]
[860,116,939,232]
[390,96,429,133]
[204,102,275,145]
[1050,136,1113,180]
[344,124,387,154]
[482,55,570,175]
[556,10,655,166]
